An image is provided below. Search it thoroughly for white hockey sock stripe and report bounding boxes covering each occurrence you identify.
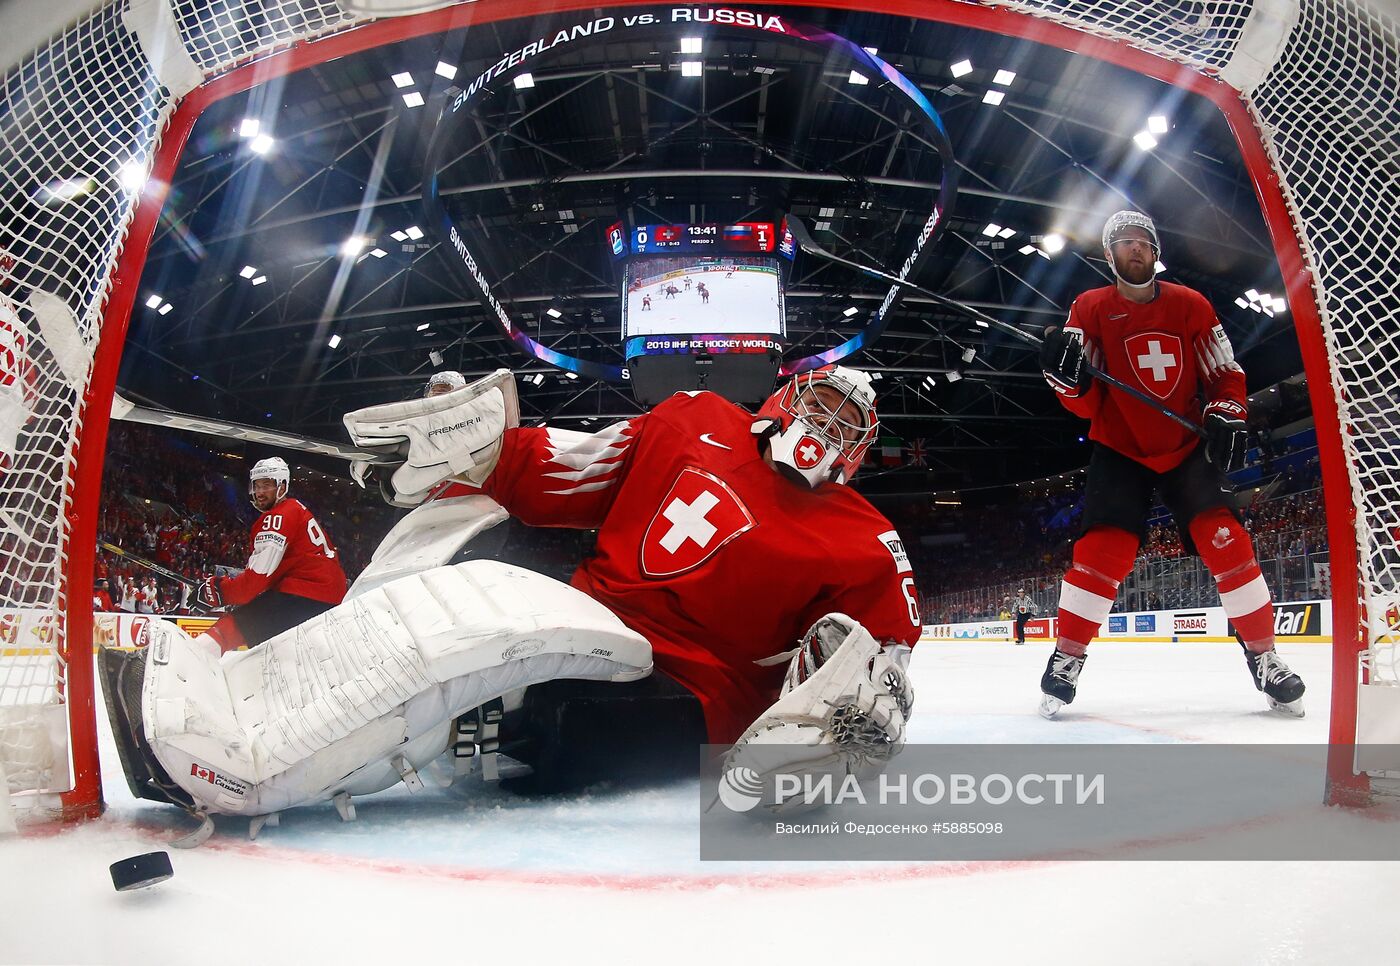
[1218,573,1270,618]
[1058,580,1115,625]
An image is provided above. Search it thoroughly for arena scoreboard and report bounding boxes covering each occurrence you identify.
[608,222,788,259]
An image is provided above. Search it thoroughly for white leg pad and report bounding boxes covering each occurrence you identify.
[347,494,509,599]
[142,561,652,815]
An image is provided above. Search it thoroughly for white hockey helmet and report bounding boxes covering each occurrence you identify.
[424,369,467,397]
[248,456,290,505]
[753,364,879,488]
[1102,210,1160,289]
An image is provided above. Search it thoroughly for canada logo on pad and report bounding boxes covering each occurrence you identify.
[640,467,755,578]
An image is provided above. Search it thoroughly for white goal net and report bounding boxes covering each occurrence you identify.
[0,0,1395,815]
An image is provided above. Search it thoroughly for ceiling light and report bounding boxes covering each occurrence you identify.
[513,73,535,90]
[158,303,173,316]
[1147,114,1169,135]
[390,230,409,241]
[1272,296,1288,313]
[1133,130,1158,151]
[119,161,147,193]
[145,294,163,309]
[982,223,1002,237]
[1042,233,1066,254]
[251,275,267,286]
[1247,301,1263,313]
[982,90,1005,106]
[961,348,977,364]
[1234,296,1250,309]
[843,306,860,317]
[847,70,869,86]
[1262,304,1275,317]
[814,220,831,231]
[239,265,257,278]
[546,307,563,319]
[435,61,457,80]
[1019,244,1037,255]
[341,235,368,257]
[249,134,274,155]
[753,65,775,76]
[680,37,702,54]
[402,91,424,108]
[1246,289,1261,302]
[819,207,836,218]
[975,320,990,328]
[565,371,578,380]
[993,69,1016,86]
[391,72,414,89]
[946,370,963,383]
[681,61,702,77]
[238,118,260,138]
[950,59,973,77]
[416,322,430,331]
[528,373,545,386]
[369,248,387,259]
[328,334,342,349]
[405,225,424,240]
[863,47,879,56]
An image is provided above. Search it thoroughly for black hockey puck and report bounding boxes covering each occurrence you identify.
[110,850,174,891]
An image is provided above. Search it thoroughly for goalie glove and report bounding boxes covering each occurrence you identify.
[196,576,223,610]
[724,614,913,813]
[1203,398,1248,472]
[1040,325,1093,398]
[343,369,519,507]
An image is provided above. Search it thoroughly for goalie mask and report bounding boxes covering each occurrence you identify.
[1102,210,1160,290]
[248,456,290,510]
[424,370,466,397]
[753,365,878,488]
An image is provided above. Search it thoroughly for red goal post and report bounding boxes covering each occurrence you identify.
[0,0,1392,821]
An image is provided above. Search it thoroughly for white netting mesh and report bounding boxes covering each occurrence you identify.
[2,0,1397,810]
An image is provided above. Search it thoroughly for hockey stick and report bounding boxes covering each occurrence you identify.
[98,541,212,614]
[784,216,1207,439]
[111,392,404,464]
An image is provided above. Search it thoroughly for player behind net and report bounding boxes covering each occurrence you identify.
[102,365,919,819]
[194,456,347,652]
[1037,210,1306,718]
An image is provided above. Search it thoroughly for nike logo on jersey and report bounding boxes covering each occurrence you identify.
[699,433,731,450]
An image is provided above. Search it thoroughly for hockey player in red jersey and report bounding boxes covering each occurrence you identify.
[197,457,347,652]
[1038,210,1305,717]
[474,365,921,752]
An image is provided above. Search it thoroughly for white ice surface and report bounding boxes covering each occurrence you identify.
[625,267,781,335]
[3,639,1398,965]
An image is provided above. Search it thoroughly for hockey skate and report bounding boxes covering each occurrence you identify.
[1038,648,1085,719]
[1243,645,1306,717]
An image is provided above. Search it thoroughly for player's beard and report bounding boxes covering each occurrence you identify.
[1114,251,1155,286]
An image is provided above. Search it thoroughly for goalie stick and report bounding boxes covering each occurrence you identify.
[784,215,1207,440]
[111,392,404,465]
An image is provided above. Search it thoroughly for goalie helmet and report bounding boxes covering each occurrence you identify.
[424,370,467,397]
[248,456,290,507]
[753,365,878,488]
[1101,210,1160,290]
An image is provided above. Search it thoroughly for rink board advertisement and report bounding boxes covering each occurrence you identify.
[922,601,1332,643]
[0,610,216,655]
[700,744,1399,861]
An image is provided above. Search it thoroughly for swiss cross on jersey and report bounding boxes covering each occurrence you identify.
[640,467,756,578]
[793,434,826,470]
[1124,331,1183,399]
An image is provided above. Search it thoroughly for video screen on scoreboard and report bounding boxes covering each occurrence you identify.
[622,256,785,338]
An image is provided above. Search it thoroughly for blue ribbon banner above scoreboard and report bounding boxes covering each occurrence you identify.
[608,222,787,259]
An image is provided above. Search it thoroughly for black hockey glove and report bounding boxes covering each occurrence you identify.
[1040,326,1092,397]
[1203,399,1248,472]
[196,576,223,610]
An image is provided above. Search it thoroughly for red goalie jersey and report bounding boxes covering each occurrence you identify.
[1052,281,1247,472]
[481,391,922,743]
[219,497,347,607]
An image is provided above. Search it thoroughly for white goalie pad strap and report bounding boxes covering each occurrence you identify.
[347,494,509,599]
[725,614,913,812]
[142,560,652,815]
[342,369,519,504]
